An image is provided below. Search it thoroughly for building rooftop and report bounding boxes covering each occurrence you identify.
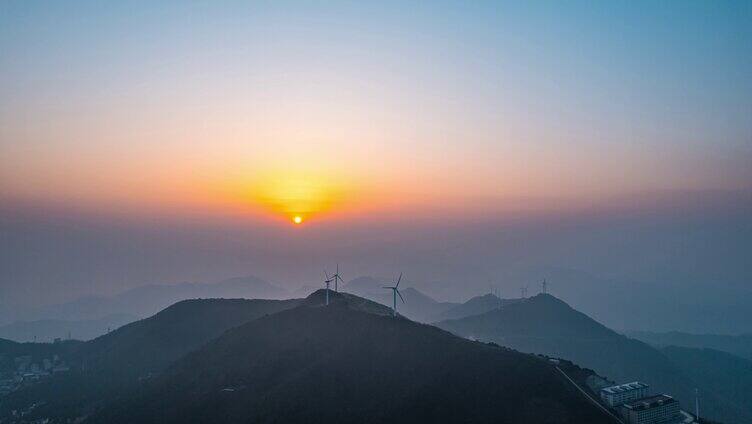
[622,394,677,411]
[601,381,649,394]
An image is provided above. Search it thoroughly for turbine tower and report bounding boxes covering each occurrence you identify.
[331,264,344,292]
[520,284,528,299]
[541,279,547,294]
[695,388,700,422]
[323,270,334,305]
[383,273,405,317]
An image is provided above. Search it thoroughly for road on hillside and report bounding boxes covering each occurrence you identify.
[554,366,624,424]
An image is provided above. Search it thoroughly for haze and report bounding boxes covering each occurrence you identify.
[1,1,751,334]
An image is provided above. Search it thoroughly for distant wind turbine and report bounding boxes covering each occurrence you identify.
[323,270,334,305]
[695,388,700,422]
[383,273,405,317]
[331,264,344,292]
[541,279,547,294]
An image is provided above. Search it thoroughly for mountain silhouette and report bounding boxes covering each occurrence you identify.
[0,314,138,343]
[86,290,613,424]
[343,277,458,321]
[0,298,300,422]
[78,297,301,376]
[630,330,752,360]
[431,293,523,322]
[436,293,751,424]
[661,345,752,422]
[22,275,289,324]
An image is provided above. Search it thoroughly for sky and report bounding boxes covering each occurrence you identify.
[1,1,751,325]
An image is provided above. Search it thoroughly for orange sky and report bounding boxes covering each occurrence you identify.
[1,2,750,226]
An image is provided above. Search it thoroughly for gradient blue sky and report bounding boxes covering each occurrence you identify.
[2,0,751,222]
[1,1,751,318]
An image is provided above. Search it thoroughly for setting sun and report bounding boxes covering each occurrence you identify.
[233,169,356,224]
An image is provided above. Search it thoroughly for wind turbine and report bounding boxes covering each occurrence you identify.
[520,284,528,299]
[323,270,334,305]
[383,273,405,317]
[541,279,547,294]
[331,264,344,292]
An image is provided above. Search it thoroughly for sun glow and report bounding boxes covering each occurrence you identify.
[245,171,352,224]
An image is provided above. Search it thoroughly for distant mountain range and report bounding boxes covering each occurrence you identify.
[342,276,463,322]
[479,266,752,335]
[0,276,290,342]
[11,269,752,345]
[5,274,484,342]
[1,291,615,424]
[629,330,752,360]
[431,293,522,322]
[0,314,138,343]
[36,275,289,321]
[5,277,749,423]
[6,274,511,340]
[343,277,526,324]
[435,294,752,424]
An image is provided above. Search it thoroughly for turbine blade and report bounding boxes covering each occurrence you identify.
[397,289,405,303]
[396,273,402,288]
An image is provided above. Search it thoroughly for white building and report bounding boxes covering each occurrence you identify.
[620,394,680,424]
[600,381,650,407]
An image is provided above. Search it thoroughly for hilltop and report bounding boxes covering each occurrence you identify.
[88,290,614,424]
[436,293,751,424]
[0,297,301,422]
[430,293,522,322]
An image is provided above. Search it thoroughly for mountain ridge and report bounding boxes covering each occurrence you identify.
[0,297,302,422]
[89,290,615,424]
[343,277,458,322]
[436,293,751,424]
[630,330,752,360]
[14,275,289,325]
